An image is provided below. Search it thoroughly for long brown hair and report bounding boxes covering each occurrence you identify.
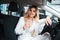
[24,5,40,37]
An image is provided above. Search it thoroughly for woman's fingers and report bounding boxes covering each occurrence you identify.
[23,24,30,30]
[48,18,52,25]
[46,16,52,25]
[46,19,49,25]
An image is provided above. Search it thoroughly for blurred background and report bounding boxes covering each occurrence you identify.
[0,0,60,40]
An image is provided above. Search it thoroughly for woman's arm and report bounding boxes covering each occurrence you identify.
[45,16,52,25]
[39,16,52,25]
[38,19,46,33]
[38,16,52,34]
[15,17,25,34]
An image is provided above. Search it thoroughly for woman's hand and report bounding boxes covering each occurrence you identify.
[23,20,33,30]
[46,16,52,25]
[23,23,30,30]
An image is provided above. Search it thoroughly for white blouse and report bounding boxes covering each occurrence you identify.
[15,17,51,40]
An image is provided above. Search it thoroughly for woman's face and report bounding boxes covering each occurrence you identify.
[28,8,37,18]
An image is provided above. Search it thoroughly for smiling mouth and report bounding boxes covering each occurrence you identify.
[30,13,34,15]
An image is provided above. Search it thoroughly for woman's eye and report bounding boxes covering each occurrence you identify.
[33,11,35,12]
[29,9,31,11]
[33,10,36,12]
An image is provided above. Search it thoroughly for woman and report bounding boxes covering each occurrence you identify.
[15,5,52,40]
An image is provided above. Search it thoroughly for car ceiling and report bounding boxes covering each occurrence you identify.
[0,0,46,7]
